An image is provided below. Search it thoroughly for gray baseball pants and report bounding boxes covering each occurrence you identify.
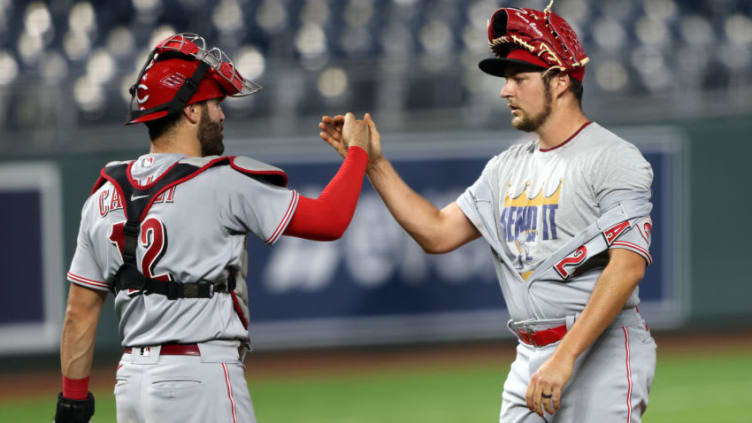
[500,308,656,423]
[114,340,255,423]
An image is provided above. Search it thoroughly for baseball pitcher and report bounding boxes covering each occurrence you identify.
[319,3,656,422]
[55,34,372,423]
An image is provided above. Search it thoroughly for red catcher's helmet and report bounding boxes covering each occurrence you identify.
[126,33,262,125]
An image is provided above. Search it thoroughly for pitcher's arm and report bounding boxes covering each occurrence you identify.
[320,113,480,253]
[367,157,480,254]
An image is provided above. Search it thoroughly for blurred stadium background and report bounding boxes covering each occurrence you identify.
[1,0,751,421]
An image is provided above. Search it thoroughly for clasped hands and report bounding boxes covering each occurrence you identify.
[319,113,382,165]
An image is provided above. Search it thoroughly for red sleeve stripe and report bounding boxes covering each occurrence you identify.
[265,190,299,245]
[611,241,653,265]
[67,272,110,289]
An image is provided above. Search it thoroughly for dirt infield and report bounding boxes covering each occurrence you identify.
[2,329,751,400]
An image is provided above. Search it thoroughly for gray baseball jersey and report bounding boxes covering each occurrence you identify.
[67,153,299,347]
[457,122,654,321]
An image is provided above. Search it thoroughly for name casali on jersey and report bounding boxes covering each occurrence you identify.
[96,185,177,217]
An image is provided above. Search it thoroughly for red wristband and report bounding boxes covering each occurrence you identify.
[62,375,90,400]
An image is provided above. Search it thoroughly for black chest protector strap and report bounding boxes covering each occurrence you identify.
[104,161,236,300]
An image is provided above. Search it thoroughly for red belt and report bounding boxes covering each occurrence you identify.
[517,324,567,347]
[124,343,200,356]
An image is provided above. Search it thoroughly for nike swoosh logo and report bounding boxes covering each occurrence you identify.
[131,194,149,201]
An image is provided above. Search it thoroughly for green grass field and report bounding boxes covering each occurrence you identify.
[2,347,750,422]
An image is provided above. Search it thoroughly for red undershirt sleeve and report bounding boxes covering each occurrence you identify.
[283,146,369,241]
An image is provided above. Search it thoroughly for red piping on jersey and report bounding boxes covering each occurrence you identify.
[136,157,229,221]
[230,292,249,329]
[67,272,110,289]
[99,171,130,219]
[623,327,633,423]
[97,156,230,221]
[222,363,238,423]
[612,240,653,265]
[266,190,299,244]
[90,175,107,195]
[93,156,290,218]
[539,121,592,152]
[126,159,181,190]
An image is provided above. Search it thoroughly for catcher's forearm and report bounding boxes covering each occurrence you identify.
[367,158,446,251]
[60,285,107,379]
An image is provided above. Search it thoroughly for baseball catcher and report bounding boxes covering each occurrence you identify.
[56,33,372,423]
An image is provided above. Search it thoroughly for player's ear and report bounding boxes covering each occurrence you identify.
[183,104,201,125]
[551,71,571,98]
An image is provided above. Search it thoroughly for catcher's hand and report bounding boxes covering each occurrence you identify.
[319,113,382,164]
[319,114,347,157]
[54,392,95,423]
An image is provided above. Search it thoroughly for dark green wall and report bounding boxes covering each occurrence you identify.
[3,148,142,353]
[683,117,752,326]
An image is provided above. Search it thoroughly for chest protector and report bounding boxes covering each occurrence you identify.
[92,155,288,302]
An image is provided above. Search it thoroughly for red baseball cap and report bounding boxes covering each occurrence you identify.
[479,47,585,81]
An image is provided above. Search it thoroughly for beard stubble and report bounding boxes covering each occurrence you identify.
[198,104,224,156]
[512,81,553,133]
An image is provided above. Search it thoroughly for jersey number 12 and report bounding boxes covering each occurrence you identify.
[108,218,173,281]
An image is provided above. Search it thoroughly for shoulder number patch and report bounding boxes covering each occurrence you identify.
[636,217,652,244]
[554,245,588,280]
[603,220,630,246]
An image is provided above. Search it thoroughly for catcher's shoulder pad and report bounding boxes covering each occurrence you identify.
[177,155,223,168]
[228,155,288,187]
[90,160,133,194]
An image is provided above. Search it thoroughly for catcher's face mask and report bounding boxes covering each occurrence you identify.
[126,33,262,125]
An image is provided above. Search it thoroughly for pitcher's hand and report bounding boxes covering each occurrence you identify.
[341,113,369,152]
[363,113,383,166]
[525,353,573,416]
